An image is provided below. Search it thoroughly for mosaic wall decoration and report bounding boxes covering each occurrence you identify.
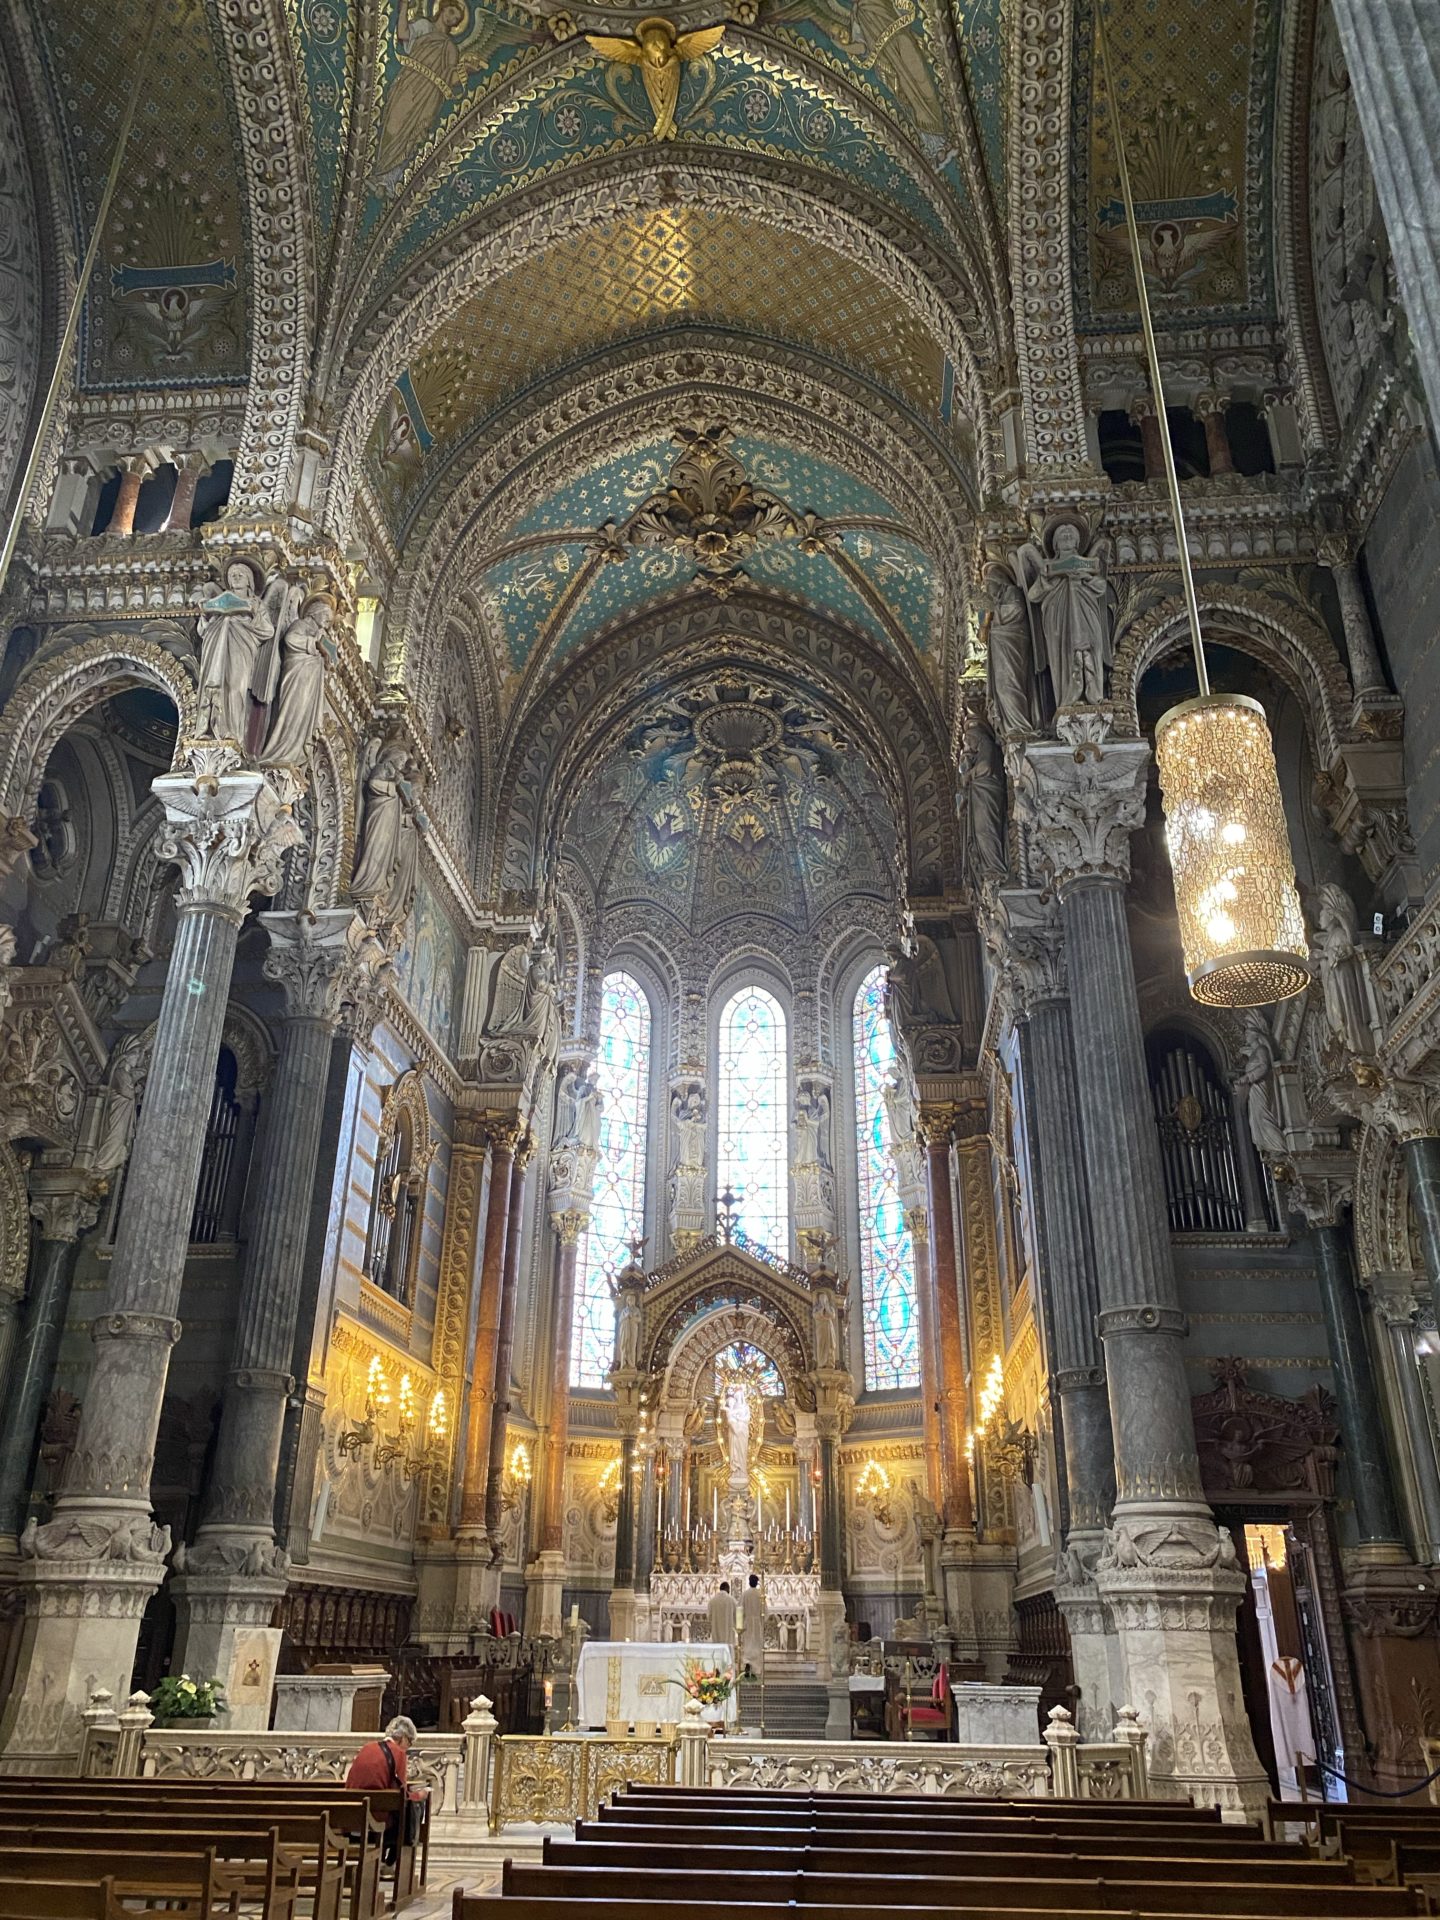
[1071,0,1278,330]
[392,871,462,1050]
[35,0,250,387]
[361,205,949,535]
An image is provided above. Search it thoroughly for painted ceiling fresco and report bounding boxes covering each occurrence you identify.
[32,0,249,388]
[562,673,897,934]
[1072,0,1278,330]
[361,205,953,535]
[472,432,940,685]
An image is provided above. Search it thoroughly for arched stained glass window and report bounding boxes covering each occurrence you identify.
[853,965,920,1391]
[572,972,652,1388]
[717,985,789,1257]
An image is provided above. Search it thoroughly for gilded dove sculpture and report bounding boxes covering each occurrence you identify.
[585,15,727,140]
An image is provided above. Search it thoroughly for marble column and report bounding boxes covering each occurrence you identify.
[905,1205,944,1510]
[166,453,207,533]
[1012,716,1267,1812]
[998,886,1117,1737]
[1129,397,1164,479]
[918,1110,974,1534]
[1228,1083,1274,1234]
[0,769,297,1768]
[105,457,149,537]
[1403,1136,1440,1329]
[1318,540,1391,704]
[538,1215,583,1557]
[484,1137,533,1562]
[1326,0,1440,439]
[170,910,386,1715]
[1194,393,1234,476]
[0,1183,102,1540]
[458,1123,517,1535]
[1370,1276,1440,1565]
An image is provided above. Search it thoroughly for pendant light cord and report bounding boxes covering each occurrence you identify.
[0,0,165,598]
[1093,0,1210,696]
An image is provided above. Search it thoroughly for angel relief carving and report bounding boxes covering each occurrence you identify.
[1014,513,1115,710]
[584,18,726,140]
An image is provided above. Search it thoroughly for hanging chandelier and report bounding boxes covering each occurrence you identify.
[1095,4,1309,1009]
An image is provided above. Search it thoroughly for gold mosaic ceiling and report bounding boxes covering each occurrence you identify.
[363,204,947,528]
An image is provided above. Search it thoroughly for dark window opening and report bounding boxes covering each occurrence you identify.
[1225,402,1275,476]
[191,460,234,527]
[1098,409,1146,485]
[133,463,178,534]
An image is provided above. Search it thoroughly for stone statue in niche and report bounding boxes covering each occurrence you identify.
[793,1080,832,1169]
[882,1070,916,1149]
[812,1282,842,1372]
[957,700,1006,881]
[351,737,426,922]
[1236,1010,1286,1156]
[1015,512,1114,708]
[258,595,338,769]
[981,561,1035,740]
[1311,884,1379,1058]
[92,1051,139,1178]
[196,561,278,744]
[555,1064,603,1156]
[610,1279,642,1372]
[485,938,562,1081]
[671,1082,706,1170]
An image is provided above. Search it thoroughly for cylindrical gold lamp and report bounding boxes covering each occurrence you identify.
[1155,693,1310,1006]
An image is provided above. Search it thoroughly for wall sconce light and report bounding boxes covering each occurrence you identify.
[502,1438,533,1511]
[855,1456,893,1527]
[338,1354,390,1459]
[597,1455,622,1522]
[339,1356,446,1480]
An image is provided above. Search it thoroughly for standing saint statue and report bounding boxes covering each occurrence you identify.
[1236,1010,1285,1156]
[956,701,1006,880]
[196,561,276,744]
[671,1083,706,1170]
[1312,884,1377,1058]
[982,561,1035,739]
[352,738,426,922]
[259,597,337,768]
[1016,513,1114,708]
[793,1082,832,1169]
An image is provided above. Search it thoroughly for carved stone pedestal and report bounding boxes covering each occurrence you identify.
[0,1555,159,1772]
[1055,1542,1119,1740]
[1343,1556,1440,1789]
[413,1538,501,1650]
[525,1549,567,1640]
[1096,1516,1270,1815]
[168,1566,287,1731]
[941,1535,1016,1681]
[608,1584,638,1641]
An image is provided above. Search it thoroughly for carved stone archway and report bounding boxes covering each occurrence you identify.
[638,1238,816,1411]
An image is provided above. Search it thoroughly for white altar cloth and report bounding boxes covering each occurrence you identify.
[577,1640,738,1727]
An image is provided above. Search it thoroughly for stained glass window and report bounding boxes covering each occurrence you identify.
[572,971,652,1388]
[853,965,920,1391]
[717,985,789,1257]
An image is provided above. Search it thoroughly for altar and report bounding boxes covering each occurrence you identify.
[576,1639,740,1729]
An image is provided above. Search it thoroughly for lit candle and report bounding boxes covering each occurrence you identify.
[712,1486,718,1530]
[756,1485,763,1531]
[785,1487,791,1532]
[569,1603,580,1627]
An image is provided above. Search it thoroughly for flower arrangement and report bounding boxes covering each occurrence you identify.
[149,1673,227,1720]
[674,1656,734,1706]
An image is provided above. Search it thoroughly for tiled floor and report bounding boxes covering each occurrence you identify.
[405,1866,501,1914]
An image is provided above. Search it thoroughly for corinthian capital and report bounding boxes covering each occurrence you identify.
[992,887,1067,1017]
[1010,715,1149,893]
[260,907,393,1029]
[154,770,302,921]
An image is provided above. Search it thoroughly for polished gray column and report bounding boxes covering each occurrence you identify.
[1013,719,1266,1812]
[170,910,386,1708]
[484,1141,532,1561]
[1404,1137,1440,1329]
[0,1185,101,1538]
[1327,0,1440,439]
[0,771,297,1767]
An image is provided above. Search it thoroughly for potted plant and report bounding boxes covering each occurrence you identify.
[673,1656,734,1731]
[148,1673,228,1730]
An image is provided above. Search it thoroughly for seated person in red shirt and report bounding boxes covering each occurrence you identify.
[345,1716,416,1860]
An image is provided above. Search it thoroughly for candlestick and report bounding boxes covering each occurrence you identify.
[785,1487,791,1532]
[712,1486,718,1530]
[569,1602,580,1627]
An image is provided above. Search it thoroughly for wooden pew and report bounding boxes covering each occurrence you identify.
[0,1879,126,1919]
[619,1786,1221,1819]
[591,1802,1265,1844]
[0,1843,231,1918]
[497,1857,1427,1914]
[15,1823,302,1920]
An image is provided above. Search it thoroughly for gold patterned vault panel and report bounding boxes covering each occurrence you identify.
[364,206,946,514]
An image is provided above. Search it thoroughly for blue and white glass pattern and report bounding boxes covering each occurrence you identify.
[716,985,789,1258]
[853,965,920,1391]
[572,971,652,1388]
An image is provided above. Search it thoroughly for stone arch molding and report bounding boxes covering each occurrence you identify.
[321,158,1001,533]
[0,633,195,823]
[1111,587,1353,767]
[394,340,972,705]
[641,1243,816,1407]
[488,597,957,901]
[1354,1121,1420,1280]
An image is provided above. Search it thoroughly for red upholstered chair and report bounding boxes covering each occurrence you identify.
[490,1608,518,1639]
[902,1661,954,1740]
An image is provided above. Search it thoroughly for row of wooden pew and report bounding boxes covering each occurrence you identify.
[454,1780,1440,1919]
[0,1771,429,1918]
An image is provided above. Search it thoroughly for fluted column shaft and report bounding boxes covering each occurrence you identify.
[1327,0,1440,439]
[1308,1215,1404,1546]
[0,1190,99,1537]
[1016,997,1115,1531]
[484,1143,531,1557]
[196,911,379,1545]
[1404,1137,1440,1330]
[539,1219,582,1554]
[459,1129,516,1533]
[921,1119,974,1532]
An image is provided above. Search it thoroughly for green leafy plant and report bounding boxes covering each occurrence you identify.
[149,1673,227,1719]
